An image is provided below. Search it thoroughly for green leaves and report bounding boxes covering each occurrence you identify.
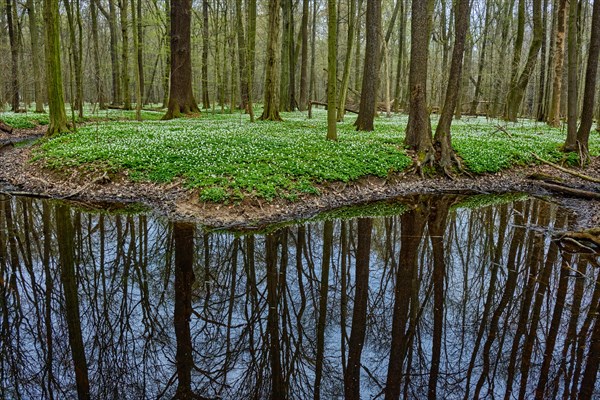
[30,110,600,203]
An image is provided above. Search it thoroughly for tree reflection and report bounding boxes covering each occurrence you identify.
[0,194,598,399]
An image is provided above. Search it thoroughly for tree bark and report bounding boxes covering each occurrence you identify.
[91,0,106,109]
[326,0,337,140]
[469,1,491,115]
[404,0,434,163]
[202,0,210,109]
[235,0,249,112]
[163,0,200,119]
[564,0,579,149]
[548,0,568,127]
[337,0,357,121]
[433,0,470,174]
[573,0,600,158]
[44,0,69,135]
[298,0,310,111]
[354,0,381,131]
[504,0,543,121]
[25,0,44,112]
[6,0,19,112]
[120,0,131,110]
[259,0,282,121]
[247,0,256,121]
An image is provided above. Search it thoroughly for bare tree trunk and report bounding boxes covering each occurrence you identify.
[201,0,210,109]
[120,0,131,110]
[337,0,357,121]
[6,0,19,111]
[326,0,337,140]
[393,0,407,113]
[564,0,579,149]
[91,0,106,109]
[131,0,142,120]
[308,0,318,104]
[163,0,200,119]
[25,0,44,112]
[548,0,568,127]
[536,0,550,121]
[433,0,470,175]
[469,1,491,115]
[574,0,600,158]
[247,0,256,121]
[235,0,249,112]
[404,0,434,165]
[298,0,309,111]
[505,0,543,121]
[259,0,282,121]
[354,0,381,131]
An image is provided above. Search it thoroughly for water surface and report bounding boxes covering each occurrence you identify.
[0,194,599,399]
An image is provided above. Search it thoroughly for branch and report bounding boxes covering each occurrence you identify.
[532,153,600,183]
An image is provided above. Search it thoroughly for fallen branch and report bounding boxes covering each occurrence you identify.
[534,181,600,199]
[309,100,359,114]
[492,124,512,138]
[555,228,600,255]
[532,153,600,183]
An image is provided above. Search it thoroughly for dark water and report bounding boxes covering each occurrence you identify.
[0,194,599,400]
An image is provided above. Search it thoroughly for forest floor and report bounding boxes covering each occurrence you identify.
[1,108,599,229]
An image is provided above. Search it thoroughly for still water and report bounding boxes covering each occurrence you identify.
[0,194,598,399]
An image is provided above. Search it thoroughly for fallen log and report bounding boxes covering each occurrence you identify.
[308,101,359,114]
[534,181,600,200]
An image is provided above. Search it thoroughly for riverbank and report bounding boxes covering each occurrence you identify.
[1,110,599,228]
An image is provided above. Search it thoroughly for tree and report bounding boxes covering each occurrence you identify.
[354,0,381,131]
[202,0,210,109]
[235,0,249,113]
[404,0,434,171]
[564,0,579,149]
[44,0,69,135]
[568,0,600,159]
[246,0,257,121]
[547,0,568,127]
[337,0,357,121]
[326,0,337,140]
[433,0,471,176]
[120,0,131,110]
[162,0,200,120]
[6,0,19,112]
[298,0,310,111]
[504,0,543,121]
[25,0,44,112]
[259,0,282,121]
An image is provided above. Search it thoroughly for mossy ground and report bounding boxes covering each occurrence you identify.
[3,106,597,203]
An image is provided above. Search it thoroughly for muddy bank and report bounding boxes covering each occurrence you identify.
[0,134,599,229]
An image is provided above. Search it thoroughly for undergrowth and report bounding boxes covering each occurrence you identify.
[29,109,600,202]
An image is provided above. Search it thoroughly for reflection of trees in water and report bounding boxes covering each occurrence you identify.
[0,194,599,399]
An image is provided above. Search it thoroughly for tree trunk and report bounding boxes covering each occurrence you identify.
[548,0,568,127]
[469,1,491,115]
[247,0,256,121]
[64,0,84,117]
[308,0,318,104]
[91,0,106,109]
[202,0,210,109]
[536,0,549,121]
[279,0,294,111]
[354,0,381,131]
[162,0,170,107]
[298,0,309,111]
[25,0,44,112]
[404,0,434,162]
[259,0,282,121]
[162,0,200,119]
[564,0,579,149]
[6,0,19,112]
[326,0,337,140]
[136,0,144,103]
[43,0,69,135]
[337,0,357,121]
[131,0,142,120]
[574,0,600,158]
[108,0,121,105]
[235,0,249,112]
[120,0,131,110]
[505,0,543,121]
[433,0,470,174]
[393,0,407,113]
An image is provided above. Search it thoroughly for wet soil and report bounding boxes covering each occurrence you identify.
[1,129,599,229]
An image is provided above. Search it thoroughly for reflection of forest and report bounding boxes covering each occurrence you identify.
[0,194,599,399]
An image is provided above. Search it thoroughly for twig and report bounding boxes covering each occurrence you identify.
[534,181,600,199]
[532,152,600,183]
[492,124,512,137]
[62,172,109,199]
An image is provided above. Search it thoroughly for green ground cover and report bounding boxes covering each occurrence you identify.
[11,108,599,202]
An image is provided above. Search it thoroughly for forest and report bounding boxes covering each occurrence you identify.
[0,0,600,203]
